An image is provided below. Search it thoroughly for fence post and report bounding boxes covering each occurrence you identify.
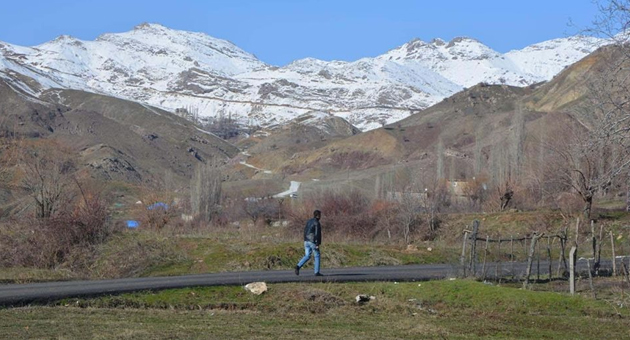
[569,246,577,295]
[460,231,469,277]
[558,227,568,277]
[523,237,528,265]
[622,262,630,288]
[469,220,480,276]
[523,233,544,289]
[481,235,489,281]
[496,239,501,281]
[586,259,596,299]
[547,237,552,280]
[536,240,541,282]
[511,235,515,278]
[596,225,603,275]
[610,231,617,276]
[591,220,597,261]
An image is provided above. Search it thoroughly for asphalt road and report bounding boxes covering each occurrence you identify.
[0,259,617,307]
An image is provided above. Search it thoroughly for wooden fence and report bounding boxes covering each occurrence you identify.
[460,218,630,293]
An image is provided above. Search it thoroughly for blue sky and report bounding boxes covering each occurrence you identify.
[1,0,599,65]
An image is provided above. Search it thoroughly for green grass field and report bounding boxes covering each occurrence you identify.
[1,280,629,339]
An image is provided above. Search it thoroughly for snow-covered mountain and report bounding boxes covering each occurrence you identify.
[0,23,607,130]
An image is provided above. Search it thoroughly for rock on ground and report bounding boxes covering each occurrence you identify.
[244,282,268,295]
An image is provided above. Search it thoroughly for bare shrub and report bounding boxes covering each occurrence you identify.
[144,206,171,229]
[217,196,247,226]
[71,180,113,244]
[243,198,279,225]
[372,200,399,241]
[461,175,490,211]
[286,185,455,243]
[396,191,423,244]
[0,179,114,269]
[134,190,177,230]
[0,222,34,267]
[286,189,378,242]
[91,234,189,278]
[392,175,451,242]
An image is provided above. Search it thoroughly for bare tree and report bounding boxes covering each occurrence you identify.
[462,175,489,211]
[203,109,241,140]
[436,137,444,180]
[397,171,450,242]
[580,1,630,211]
[190,160,223,222]
[243,198,278,225]
[511,104,526,181]
[421,178,450,232]
[21,143,74,219]
[545,122,627,220]
[499,183,514,211]
[473,126,484,175]
[0,137,15,190]
[396,187,421,244]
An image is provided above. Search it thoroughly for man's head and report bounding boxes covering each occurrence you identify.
[313,210,321,220]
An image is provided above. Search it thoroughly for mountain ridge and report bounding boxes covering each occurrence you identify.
[0,23,607,130]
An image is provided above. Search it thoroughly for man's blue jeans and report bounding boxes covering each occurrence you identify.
[297,241,320,273]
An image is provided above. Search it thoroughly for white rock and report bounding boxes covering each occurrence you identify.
[244,282,268,295]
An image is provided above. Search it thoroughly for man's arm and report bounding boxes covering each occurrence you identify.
[315,221,322,247]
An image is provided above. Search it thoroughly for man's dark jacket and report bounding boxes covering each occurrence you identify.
[303,218,321,246]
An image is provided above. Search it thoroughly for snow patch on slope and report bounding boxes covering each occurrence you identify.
[0,24,608,131]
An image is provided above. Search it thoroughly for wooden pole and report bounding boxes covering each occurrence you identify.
[569,246,577,295]
[537,243,542,280]
[596,225,603,275]
[510,235,515,278]
[523,233,544,289]
[586,259,596,299]
[610,231,617,276]
[496,239,501,281]
[547,237,552,280]
[460,231,469,277]
[470,220,480,277]
[557,237,564,277]
[591,221,597,271]
[622,261,630,288]
[481,235,489,280]
[621,259,625,299]
[524,237,528,264]
[558,227,568,277]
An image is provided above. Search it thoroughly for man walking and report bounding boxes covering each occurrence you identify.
[295,210,323,276]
